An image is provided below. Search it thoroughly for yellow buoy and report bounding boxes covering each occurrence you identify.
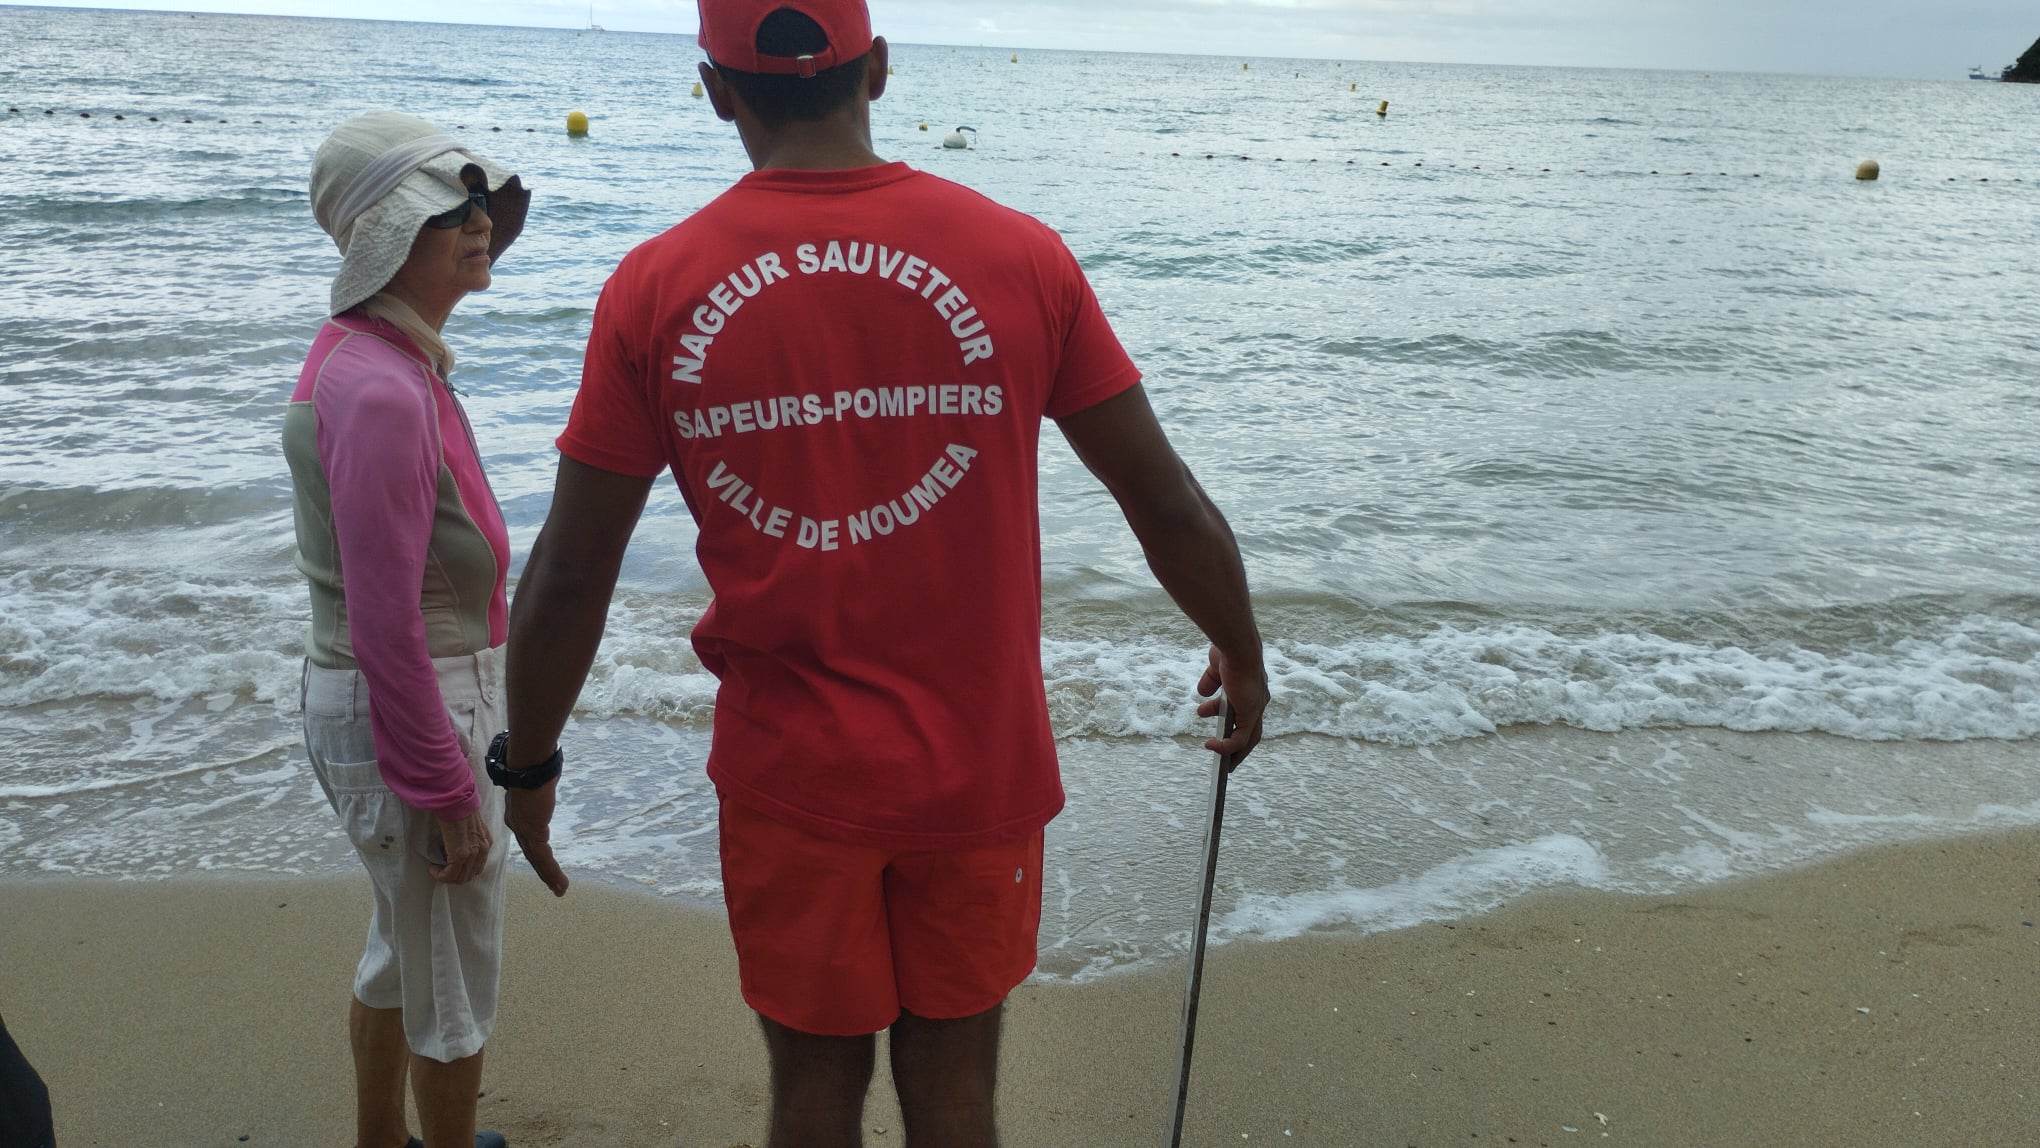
[1010,53,1017,63]
[565,109,589,136]
[887,65,895,75]
[1242,62,1250,72]
[1377,100,1389,117]
[1349,82,1357,92]
[1855,159,1880,181]
[918,121,928,131]
[691,81,704,98]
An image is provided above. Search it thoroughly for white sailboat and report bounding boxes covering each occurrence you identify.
[586,0,604,32]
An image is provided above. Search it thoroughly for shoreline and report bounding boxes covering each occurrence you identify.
[9,829,2040,1144]
[15,724,2040,984]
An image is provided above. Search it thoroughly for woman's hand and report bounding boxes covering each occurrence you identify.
[430,808,495,884]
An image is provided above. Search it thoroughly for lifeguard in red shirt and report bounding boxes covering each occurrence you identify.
[498,1,1267,1142]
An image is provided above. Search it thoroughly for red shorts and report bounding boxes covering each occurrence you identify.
[716,796,1045,1036]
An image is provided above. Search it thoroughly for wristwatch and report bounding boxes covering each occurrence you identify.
[485,731,563,789]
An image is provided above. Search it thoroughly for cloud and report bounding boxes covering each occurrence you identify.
[860,0,2036,76]
[27,0,2037,77]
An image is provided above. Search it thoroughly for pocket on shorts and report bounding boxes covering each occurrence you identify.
[444,698,492,789]
[448,700,478,762]
[306,714,408,859]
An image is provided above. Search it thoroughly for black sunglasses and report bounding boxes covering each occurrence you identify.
[424,187,489,229]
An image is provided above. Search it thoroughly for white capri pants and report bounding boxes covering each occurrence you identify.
[301,645,508,1062]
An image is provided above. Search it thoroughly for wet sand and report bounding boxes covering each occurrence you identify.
[6,829,2039,1145]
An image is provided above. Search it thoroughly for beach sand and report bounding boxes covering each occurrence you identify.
[6,830,2039,1146]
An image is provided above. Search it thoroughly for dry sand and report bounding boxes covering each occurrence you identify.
[6,830,2040,1146]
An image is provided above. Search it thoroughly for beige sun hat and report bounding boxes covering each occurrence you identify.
[309,111,530,316]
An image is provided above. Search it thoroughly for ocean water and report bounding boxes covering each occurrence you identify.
[3,6,2038,977]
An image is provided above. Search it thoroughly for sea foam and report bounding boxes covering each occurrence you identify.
[4,565,2035,746]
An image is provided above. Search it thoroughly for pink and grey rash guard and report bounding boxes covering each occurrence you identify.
[282,313,510,819]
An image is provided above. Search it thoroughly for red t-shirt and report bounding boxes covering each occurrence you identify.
[558,162,1141,850]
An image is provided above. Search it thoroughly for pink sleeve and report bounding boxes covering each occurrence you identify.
[315,355,480,819]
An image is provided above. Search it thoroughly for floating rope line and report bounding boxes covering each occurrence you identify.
[4,109,2031,185]
[1154,149,2029,182]
[10,110,281,124]
[2,110,551,133]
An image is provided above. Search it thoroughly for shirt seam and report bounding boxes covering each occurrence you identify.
[417,364,479,658]
[1047,362,1144,419]
[303,335,363,668]
[736,166,920,196]
[444,388,507,636]
[331,316,435,370]
[556,432,669,479]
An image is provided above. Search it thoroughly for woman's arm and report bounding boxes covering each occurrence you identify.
[314,355,481,822]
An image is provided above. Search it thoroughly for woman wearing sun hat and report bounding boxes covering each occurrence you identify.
[286,110,529,1148]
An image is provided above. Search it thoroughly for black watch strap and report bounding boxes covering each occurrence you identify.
[486,730,562,789]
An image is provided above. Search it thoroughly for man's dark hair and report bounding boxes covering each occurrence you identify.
[714,8,870,127]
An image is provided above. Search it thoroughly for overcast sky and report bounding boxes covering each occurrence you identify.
[24,0,2039,79]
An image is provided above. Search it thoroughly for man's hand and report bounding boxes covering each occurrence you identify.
[429,808,494,884]
[505,780,570,897]
[1197,644,1268,766]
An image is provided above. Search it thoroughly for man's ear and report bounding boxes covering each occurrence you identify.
[700,61,738,123]
[866,37,889,102]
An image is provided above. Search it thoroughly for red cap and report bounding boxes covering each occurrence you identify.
[697,0,874,78]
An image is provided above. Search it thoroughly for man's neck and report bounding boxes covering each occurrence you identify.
[741,113,887,173]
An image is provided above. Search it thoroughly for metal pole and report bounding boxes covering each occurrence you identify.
[1166,701,1240,1147]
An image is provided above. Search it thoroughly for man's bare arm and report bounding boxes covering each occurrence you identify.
[501,456,655,894]
[507,457,653,764]
[1056,384,1267,761]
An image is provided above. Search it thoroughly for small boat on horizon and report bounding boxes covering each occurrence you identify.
[586,0,604,32]
[1968,65,1996,80]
